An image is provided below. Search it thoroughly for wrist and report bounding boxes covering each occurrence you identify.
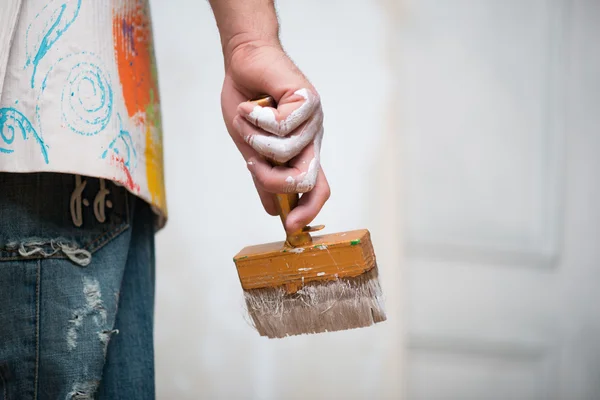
[222,32,281,70]
[208,0,281,69]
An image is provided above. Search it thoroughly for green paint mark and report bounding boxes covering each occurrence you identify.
[146,88,163,139]
[350,239,361,246]
[146,31,163,136]
[234,256,248,262]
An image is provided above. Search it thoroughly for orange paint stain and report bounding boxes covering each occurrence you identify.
[113,0,166,213]
[113,1,158,118]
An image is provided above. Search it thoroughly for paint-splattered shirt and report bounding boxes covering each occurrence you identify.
[0,0,167,227]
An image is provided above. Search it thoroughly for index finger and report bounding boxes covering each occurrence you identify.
[237,88,320,137]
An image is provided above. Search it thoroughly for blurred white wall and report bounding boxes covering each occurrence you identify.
[150,1,401,399]
[394,0,600,399]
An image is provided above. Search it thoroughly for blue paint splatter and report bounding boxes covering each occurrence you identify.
[0,108,49,163]
[25,0,82,88]
[102,114,137,169]
[38,52,113,137]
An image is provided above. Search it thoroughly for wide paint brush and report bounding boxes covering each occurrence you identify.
[233,95,386,338]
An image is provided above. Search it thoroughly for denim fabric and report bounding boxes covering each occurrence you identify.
[0,173,155,399]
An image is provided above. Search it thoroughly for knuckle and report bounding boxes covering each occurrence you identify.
[314,109,324,125]
[296,179,316,193]
[314,93,322,110]
[263,176,280,192]
[282,183,296,194]
[272,150,292,164]
[281,148,295,161]
[253,172,268,189]
[310,90,321,106]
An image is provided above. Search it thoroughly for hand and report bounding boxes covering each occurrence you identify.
[220,40,330,233]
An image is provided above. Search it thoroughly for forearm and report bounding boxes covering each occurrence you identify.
[212,1,328,231]
[208,0,281,66]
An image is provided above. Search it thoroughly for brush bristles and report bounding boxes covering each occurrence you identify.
[244,267,386,339]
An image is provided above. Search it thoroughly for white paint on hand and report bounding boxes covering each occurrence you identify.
[245,114,321,163]
[315,244,328,250]
[276,88,312,136]
[295,126,323,193]
[317,272,326,276]
[246,88,316,137]
[289,248,305,254]
[283,175,296,193]
[241,87,324,192]
[298,267,312,271]
[248,105,277,129]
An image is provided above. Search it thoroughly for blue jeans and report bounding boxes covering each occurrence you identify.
[0,173,156,399]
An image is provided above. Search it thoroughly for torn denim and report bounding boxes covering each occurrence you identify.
[0,172,156,399]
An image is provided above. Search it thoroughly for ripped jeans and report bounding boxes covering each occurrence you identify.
[0,173,156,399]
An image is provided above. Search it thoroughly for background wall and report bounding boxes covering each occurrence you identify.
[151,0,600,399]
[150,0,402,399]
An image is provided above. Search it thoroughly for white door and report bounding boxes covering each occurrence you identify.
[396,0,600,398]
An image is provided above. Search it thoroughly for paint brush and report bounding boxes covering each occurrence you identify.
[233,95,386,338]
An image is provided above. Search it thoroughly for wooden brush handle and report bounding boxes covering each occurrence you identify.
[249,95,313,247]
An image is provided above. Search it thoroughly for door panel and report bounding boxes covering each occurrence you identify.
[392,0,599,398]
